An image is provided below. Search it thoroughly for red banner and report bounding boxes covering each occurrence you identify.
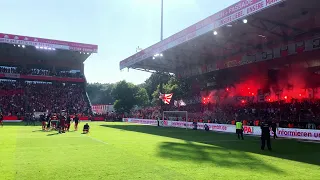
[93,117,105,121]
[79,117,89,121]
[3,116,20,120]
[0,89,23,96]
[4,73,20,78]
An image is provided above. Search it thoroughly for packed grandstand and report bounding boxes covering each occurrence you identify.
[2,1,320,180]
[1,0,320,131]
[0,33,97,121]
[122,0,320,132]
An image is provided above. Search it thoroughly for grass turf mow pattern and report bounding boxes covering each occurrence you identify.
[0,122,320,180]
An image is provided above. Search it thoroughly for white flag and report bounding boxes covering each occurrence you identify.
[174,100,186,107]
[179,100,186,106]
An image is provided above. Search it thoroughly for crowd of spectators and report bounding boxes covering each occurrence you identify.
[0,80,23,116]
[130,99,320,130]
[0,66,83,78]
[0,80,90,116]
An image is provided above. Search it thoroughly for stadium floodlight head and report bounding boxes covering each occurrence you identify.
[48,47,52,50]
[44,47,48,50]
[14,44,16,47]
[213,31,218,35]
[35,46,39,49]
[227,24,232,27]
[40,47,44,49]
[22,45,25,48]
[243,19,248,24]
[80,52,82,54]
[153,53,163,59]
[52,48,56,51]
[18,45,21,47]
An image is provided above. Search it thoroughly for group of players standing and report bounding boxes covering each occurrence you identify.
[0,112,90,134]
[40,113,80,133]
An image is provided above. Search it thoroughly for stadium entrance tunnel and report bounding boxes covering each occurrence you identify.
[101,124,320,167]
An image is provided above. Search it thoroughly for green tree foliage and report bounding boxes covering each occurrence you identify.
[86,74,189,113]
[142,73,170,100]
[151,77,189,105]
[151,84,161,105]
[135,87,150,107]
[112,80,149,114]
[86,83,115,105]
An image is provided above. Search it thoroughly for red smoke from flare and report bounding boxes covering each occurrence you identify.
[202,62,318,104]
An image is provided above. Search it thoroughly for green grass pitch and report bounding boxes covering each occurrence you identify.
[1,122,320,180]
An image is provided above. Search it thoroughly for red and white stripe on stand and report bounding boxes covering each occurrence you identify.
[0,33,98,53]
[92,105,114,114]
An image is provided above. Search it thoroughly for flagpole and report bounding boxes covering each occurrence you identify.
[159,0,164,117]
[161,0,164,41]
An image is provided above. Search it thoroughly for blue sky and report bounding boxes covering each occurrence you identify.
[2,0,239,85]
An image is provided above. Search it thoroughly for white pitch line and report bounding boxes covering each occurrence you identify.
[298,140,320,144]
[83,135,108,145]
[196,139,260,143]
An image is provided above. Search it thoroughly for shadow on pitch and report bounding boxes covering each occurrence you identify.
[47,132,60,136]
[158,141,282,173]
[32,130,44,132]
[101,124,320,168]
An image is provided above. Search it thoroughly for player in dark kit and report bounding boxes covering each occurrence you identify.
[271,121,278,139]
[65,115,71,131]
[0,113,3,127]
[74,115,79,131]
[46,114,51,131]
[59,115,66,134]
[83,123,90,134]
[260,121,272,151]
[40,114,46,130]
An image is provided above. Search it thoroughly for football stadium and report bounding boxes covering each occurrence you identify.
[2,0,320,180]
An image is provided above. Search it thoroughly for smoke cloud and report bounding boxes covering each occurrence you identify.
[202,61,319,104]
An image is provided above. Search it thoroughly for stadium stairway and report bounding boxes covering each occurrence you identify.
[83,75,93,114]
[85,91,93,114]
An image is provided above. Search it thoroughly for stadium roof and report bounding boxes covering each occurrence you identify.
[0,33,98,63]
[119,0,320,76]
